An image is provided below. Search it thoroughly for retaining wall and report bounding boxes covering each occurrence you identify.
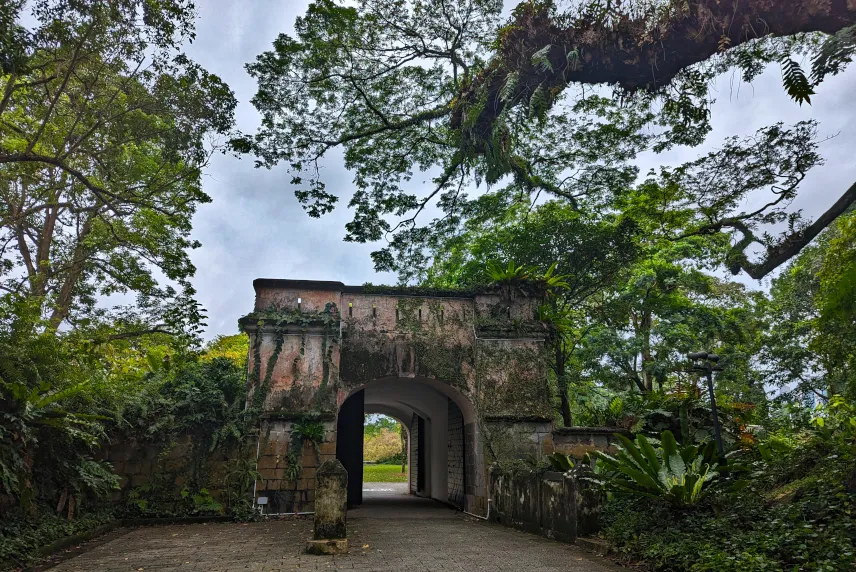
[488,466,602,544]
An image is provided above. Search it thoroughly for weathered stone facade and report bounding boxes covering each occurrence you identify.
[488,466,602,544]
[551,427,627,459]
[447,398,465,508]
[240,279,554,514]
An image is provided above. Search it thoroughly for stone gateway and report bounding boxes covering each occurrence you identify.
[239,279,555,515]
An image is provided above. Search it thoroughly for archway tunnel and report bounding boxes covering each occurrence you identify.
[335,377,476,510]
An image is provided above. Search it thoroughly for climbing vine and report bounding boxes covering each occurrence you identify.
[239,302,341,414]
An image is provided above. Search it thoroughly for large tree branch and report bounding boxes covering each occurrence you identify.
[48,214,94,329]
[321,104,452,148]
[25,21,95,155]
[0,151,124,211]
[453,0,856,133]
[86,327,175,344]
[727,179,856,279]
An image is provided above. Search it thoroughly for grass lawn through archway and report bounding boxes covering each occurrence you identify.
[363,464,408,483]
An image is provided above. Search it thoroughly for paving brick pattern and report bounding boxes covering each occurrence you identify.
[48,496,619,572]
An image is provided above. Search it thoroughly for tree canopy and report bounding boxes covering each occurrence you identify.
[1,0,237,339]
[240,0,856,282]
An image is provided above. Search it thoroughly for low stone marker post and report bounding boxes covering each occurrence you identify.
[305,459,349,555]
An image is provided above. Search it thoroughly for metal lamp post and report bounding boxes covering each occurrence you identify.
[688,351,726,463]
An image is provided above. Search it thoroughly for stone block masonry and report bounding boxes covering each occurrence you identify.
[551,427,627,459]
[254,418,337,514]
[488,466,602,543]
[447,398,465,508]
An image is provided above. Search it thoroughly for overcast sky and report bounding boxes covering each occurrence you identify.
[182,1,856,339]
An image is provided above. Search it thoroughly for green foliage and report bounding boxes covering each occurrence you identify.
[242,0,854,282]
[364,417,404,464]
[779,57,815,105]
[811,25,856,85]
[486,260,534,284]
[224,457,262,519]
[203,335,250,367]
[0,508,115,569]
[762,211,856,402]
[364,414,400,439]
[546,452,574,472]
[284,419,325,483]
[600,430,856,571]
[125,482,223,518]
[810,395,856,450]
[590,431,719,507]
[1,0,236,337]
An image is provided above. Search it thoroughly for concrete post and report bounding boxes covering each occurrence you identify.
[305,459,348,554]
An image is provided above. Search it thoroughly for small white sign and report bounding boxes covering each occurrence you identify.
[256,496,268,505]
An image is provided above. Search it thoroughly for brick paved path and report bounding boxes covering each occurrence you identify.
[48,494,619,571]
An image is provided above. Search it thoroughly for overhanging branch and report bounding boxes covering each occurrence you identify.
[728,180,856,278]
[453,0,856,135]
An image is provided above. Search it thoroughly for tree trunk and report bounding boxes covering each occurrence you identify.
[640,311,653,392]
[48,214,94,329]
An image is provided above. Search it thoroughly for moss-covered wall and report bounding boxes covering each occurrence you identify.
[240,279,555,513]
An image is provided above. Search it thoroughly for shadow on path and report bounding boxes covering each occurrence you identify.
[355,481,458,519]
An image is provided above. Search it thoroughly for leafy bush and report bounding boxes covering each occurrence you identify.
[546,452,575,472]
[600,421,856,571]
[0,508,115,569]
[364,428,404,463]
[590,431,720,506]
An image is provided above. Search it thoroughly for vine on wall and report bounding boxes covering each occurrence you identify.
[240,302,341,413]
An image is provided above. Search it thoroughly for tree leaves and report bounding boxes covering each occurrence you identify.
[779,57,815,105]
[1,1,236,334]
[811,25,856,85]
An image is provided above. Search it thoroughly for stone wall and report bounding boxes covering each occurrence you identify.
[463,422,485,514]
[98,433,242,513]
[447,399,465,508]
[484,419,554,463]
[488,466,602,544]
[409,413,419,495]
[254,418,337,514]
[551,427,626,459]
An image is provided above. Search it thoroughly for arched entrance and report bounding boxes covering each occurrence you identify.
[241,278,552,517]
[336,376,477,510]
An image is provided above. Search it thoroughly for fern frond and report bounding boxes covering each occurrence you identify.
[528,83,548,122]
[780,57,814,105]
[499,71,519,102]
[531,45,553,73]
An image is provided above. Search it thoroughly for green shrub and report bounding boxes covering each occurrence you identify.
[0,508,115,569]
[600,436,856,571]
[546,452,575,472]
[590,431,720,506]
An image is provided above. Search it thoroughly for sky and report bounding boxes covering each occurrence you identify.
[181,1,856,340]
